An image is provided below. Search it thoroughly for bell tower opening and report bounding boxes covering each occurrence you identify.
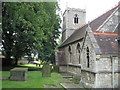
[74,14,78,24]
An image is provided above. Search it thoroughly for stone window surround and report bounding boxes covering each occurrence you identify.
[76,43,81,64]
[68,46,72,63]
[86,47,90,68]
[74,14,78,24]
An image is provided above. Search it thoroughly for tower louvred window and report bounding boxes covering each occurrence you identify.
[74,14,78,24]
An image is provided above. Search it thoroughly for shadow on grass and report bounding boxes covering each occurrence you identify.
[2,64,42,71]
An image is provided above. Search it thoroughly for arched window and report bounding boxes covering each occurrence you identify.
[74,14,78,24]
[76,43,80,53]
[68,46,72,63]
[86,47,90,68]
[68,46,72,54]
[76,43,81,64]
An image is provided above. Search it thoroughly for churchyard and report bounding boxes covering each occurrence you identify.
[2,70,63,88]
[1,64,62,88]
[1,64,85,89]
[2,1,119,89]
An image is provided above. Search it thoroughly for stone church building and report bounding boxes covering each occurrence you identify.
[56,3,120,88]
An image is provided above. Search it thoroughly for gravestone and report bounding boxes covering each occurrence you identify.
[52,65,59,72]
[10,68,28,81]
[42,64,51,77]
[73,74,81,84]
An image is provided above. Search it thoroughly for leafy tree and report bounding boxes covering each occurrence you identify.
[37,2,61,63]
[2,2,61,65]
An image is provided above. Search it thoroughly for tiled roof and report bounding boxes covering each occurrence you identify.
[88,6,118,31]
[59,4,119,48]
[59,25,86,47]
[93,31,118,54]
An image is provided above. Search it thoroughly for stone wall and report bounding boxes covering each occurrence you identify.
[95,73,120,88]
[65,8,86,30]
[64,41,83,64]
[55,50,66,65]
[81,70,96,88]
[95,55,119,88]
[67,64,81,75]
[59,65,67,73]
[96,56,118,72]
[58,40,83,75]
[81,34,96,72]
[80,34,97,87]
[62,7,86,41]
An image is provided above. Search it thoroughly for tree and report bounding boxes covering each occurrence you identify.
[2,2,61,65]
[37,2,61,63]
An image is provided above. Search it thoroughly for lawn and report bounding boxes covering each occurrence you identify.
[2,71,63,88]
[19,64,43,68]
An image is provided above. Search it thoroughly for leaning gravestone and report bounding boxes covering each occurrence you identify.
[42,64,51,77]
[10,68,28,81]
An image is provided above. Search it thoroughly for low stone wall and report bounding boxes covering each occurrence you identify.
[67,64,81,75]
[59,65,67,73]
[59,64,81,77]
[81,70,95,88]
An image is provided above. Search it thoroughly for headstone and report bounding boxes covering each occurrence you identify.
[10,68,28,81]
[52,65,59,72]
[42,64,51,77]
[73,75,81,84]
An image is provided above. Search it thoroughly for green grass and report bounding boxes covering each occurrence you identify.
[2,71,63,88]
[19,64,43,68]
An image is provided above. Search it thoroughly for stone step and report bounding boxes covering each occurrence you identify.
[60,83,83,90]
[60,73,72,76]
[62,76,73,78]
[60,73,73,78]
[56,78,72,83]
[44,84,58,88]
[67,78,73,81]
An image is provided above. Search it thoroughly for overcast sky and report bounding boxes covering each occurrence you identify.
[59,0,119,22]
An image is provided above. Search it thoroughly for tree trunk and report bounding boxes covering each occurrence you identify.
[15,59,18,65]
[5,54,11,60]
[5,54,12,65]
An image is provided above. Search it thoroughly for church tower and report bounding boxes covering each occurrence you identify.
[62,7,86,41]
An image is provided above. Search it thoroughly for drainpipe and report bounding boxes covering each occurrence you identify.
[110,56,114,89]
